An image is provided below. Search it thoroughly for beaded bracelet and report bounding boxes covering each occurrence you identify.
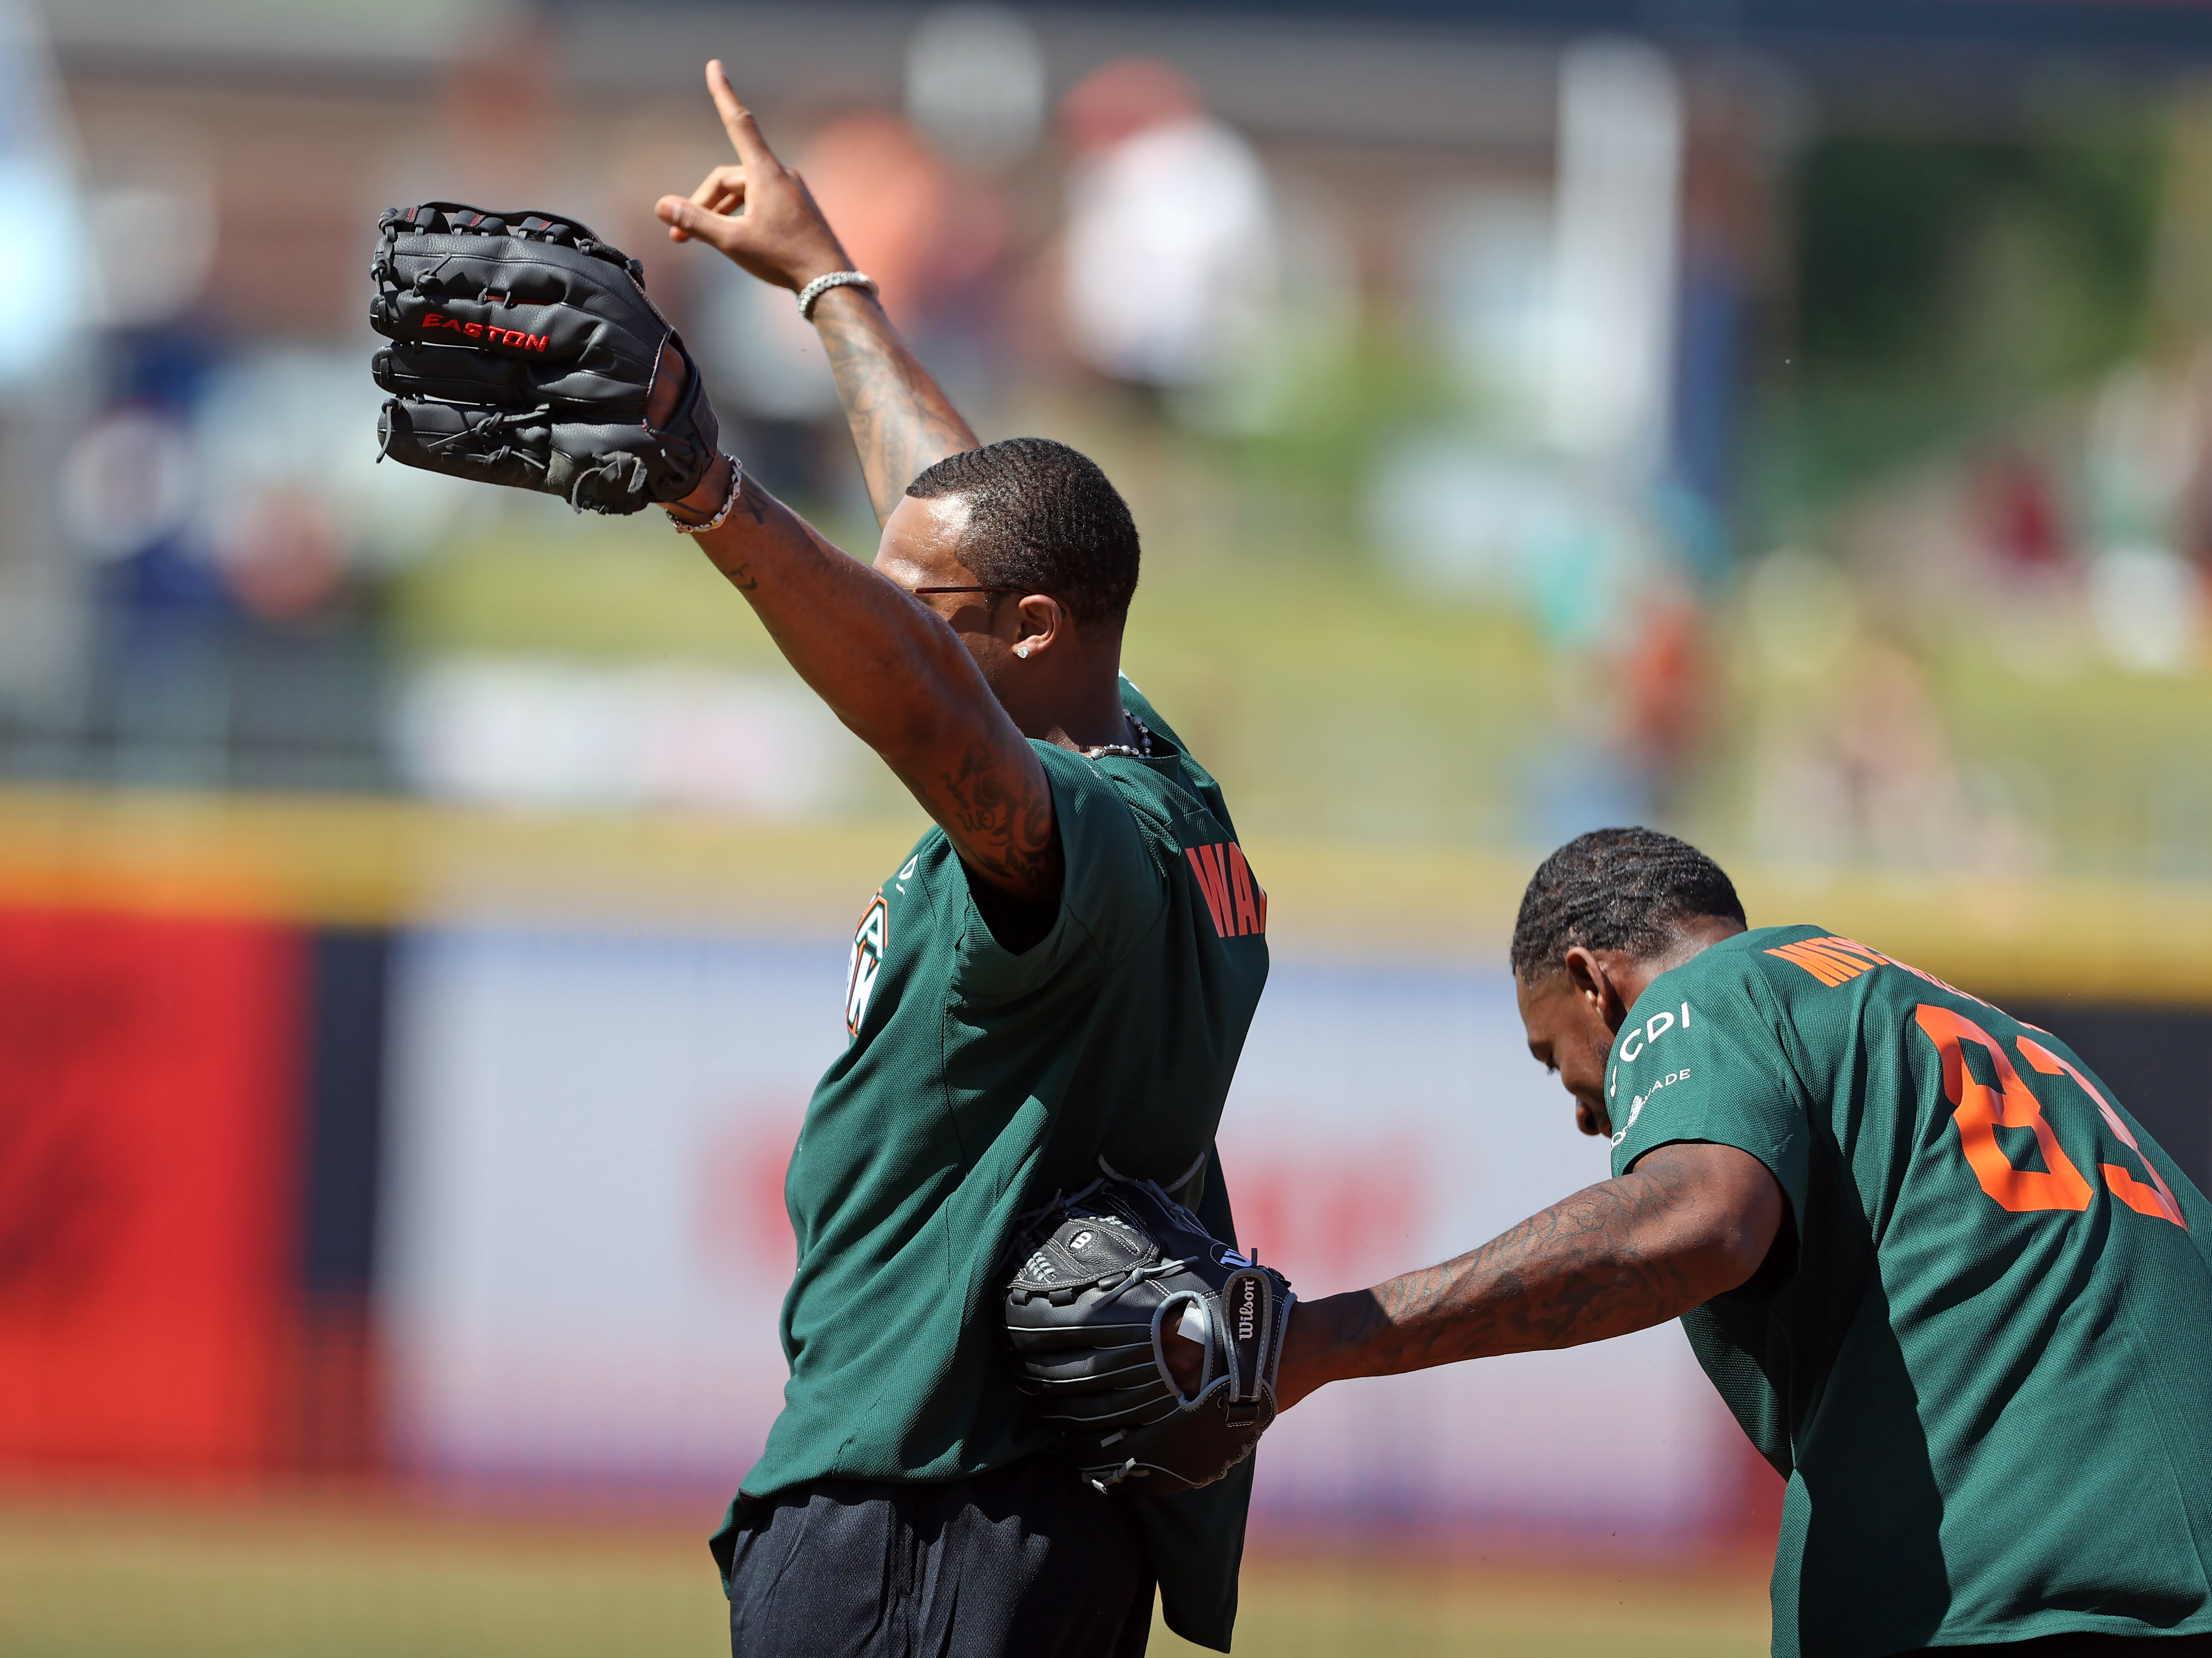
[667,454,745,535]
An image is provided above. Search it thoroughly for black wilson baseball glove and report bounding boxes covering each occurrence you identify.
[1005,1177,1293,1495]
[369,202,719,513]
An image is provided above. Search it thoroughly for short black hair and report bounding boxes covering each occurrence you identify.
[905,437,1139,627]
[1509,827,1746,981]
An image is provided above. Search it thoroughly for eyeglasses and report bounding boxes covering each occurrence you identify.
[911,586,1024,598]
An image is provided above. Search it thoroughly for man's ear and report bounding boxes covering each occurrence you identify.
[1562,945,1604,1011]
[1562,945,1629,1031]
[1010,594,1066,658]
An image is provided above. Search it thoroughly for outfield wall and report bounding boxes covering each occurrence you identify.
[1,785,2204,1546]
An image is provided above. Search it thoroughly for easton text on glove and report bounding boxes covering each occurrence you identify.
[369,202,719,514]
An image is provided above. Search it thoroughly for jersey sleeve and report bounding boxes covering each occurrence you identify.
[1607,952,1813,1244]
[952,741,1168,1005]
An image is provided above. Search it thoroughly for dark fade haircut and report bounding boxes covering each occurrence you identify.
[1509,827,1746,982]
[905,437,1139,627]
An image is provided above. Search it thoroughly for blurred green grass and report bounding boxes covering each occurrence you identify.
[0,1487,1769,1658]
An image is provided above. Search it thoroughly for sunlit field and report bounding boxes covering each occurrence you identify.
[0,1484,1769,1658]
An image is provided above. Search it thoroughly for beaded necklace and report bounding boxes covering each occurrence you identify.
[1083,713,1155,761]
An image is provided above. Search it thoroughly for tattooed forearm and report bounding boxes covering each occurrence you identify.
[1342,1164,1703,1375]
[690,473,784,592]
[1279,1144,1781,1404]
[732,472,768,525]
[814,291,978,522]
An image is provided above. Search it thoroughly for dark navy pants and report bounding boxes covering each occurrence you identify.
[726,1455,1154,1658]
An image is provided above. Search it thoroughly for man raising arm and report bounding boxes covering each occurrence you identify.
[650,63,1273,1658]
[371,56,1273,1653]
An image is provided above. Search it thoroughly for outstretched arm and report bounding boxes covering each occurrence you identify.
[655,60,978,521]
[646,67,1054,906]
[1271,1142,1783,1408]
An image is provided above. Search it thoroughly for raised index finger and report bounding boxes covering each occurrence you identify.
[706,59,775,169]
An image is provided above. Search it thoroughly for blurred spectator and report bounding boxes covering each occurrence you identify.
[1971,446,2067,571]
[215,488,348,624]
[1058,58,1278,389]
[2087,544,2204,674]
[1742,604,2031,873]
[1616,595,1710,790]
[60,406,193,564]
[802,111,1005,321]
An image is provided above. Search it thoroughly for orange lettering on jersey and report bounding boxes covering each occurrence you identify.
[1914,1005,2093,1214]
[2015,1035,2186,1228]
[1186,846,1233,938]
[1228,843,1261,936]
[1766,940,1868,987]
[1767,935,1924,991]
[1819,937,1888,966]
[1840,937,2005,1013]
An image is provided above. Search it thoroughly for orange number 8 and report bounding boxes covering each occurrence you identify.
[1913,1004,2092,1213]
[1913,1004,2186,1228]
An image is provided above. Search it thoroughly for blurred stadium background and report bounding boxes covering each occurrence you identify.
[4,0,2212,1651]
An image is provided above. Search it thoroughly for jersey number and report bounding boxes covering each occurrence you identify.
[1912,1005,2186,1227]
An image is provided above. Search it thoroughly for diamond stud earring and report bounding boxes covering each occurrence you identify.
[1015,645,1030,659]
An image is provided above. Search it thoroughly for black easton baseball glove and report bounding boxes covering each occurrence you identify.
[1005,1177,1294,1495]
[369,202,719,513]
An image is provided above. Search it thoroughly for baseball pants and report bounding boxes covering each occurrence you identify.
[726,1453,1154,1658]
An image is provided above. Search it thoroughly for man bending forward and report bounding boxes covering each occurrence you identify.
[1281,828,2212,1658]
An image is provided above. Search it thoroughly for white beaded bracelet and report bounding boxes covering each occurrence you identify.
[667,454,745,535]
[796,270,877,321]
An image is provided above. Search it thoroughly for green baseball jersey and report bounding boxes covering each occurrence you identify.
[1609,926,2212,1658]
[714,678,1269,1650]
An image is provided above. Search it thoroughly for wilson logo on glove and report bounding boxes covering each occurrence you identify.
[1004,1176,1293,1495]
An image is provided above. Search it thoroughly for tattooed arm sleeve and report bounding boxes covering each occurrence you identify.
[812,286,979,523]
[1273,1142,1784,1408]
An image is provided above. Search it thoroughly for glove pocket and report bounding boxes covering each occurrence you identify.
[1010,1336,1159,1393]
[379,397,555,494]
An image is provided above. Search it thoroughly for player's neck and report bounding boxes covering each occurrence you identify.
[1617,918,1749,1010]
[1033,673,1134,753]
[1012,647,1130,754]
